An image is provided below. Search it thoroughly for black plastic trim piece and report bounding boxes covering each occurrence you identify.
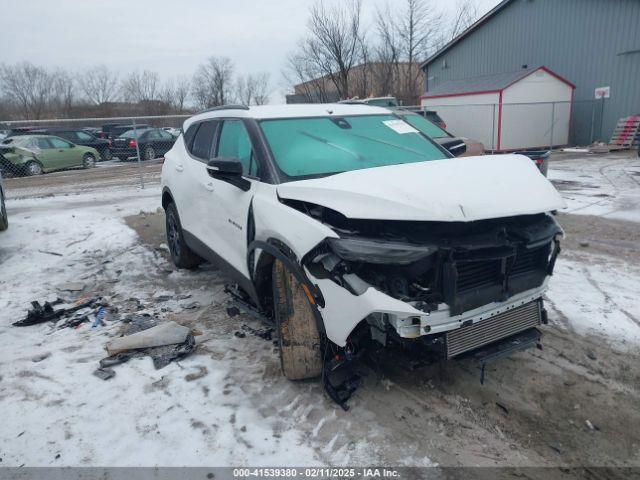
[248,239,326,334]
[183,230,260,305]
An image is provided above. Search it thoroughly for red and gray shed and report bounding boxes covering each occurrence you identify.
[420,66,575,151]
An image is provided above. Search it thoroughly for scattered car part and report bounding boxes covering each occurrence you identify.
[12,298,100,327]
[105,321,190,356]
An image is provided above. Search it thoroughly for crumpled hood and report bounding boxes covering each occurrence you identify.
[277,154,565,222]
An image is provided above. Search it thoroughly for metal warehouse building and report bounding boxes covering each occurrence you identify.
[421,0,640,146]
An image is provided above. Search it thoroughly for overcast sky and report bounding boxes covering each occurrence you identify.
[0,0,500,102]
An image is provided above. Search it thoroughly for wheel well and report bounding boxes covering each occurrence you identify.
[253,250,276,318]
[161,190,174,210]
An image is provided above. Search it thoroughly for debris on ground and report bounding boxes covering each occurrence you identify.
[12,297,105,327]
[233,323,274,341]
[185,366,208,382]
[95,320,197,380]
[585,419,599,431]
[106,321,190,356]
[57,282,85,292]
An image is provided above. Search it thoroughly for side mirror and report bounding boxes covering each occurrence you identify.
[207,158,251,191]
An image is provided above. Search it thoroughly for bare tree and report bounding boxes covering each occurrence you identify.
[300,0,363,99]
[449,0,479,40]
[282,50,335,103]
[237,72,271,105]
[78,66,119,105]
[162,75,191,112]
[191,56,235,109]
[121,70,161,103]
[51,70,76,117]
[0,62,54,119]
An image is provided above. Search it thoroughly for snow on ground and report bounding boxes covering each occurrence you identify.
[0,186,322,466]
[548,255,640,349]
[549,151,640,222]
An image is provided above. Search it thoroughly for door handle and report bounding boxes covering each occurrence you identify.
[175,164,184,172]
[205,182,215,192]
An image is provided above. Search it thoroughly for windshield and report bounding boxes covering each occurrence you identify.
[259,114,448,179]
[401,112,448,138]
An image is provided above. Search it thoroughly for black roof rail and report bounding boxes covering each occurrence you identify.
[197,104,250,114]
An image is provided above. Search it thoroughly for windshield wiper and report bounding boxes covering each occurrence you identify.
[350,133,425,156]
[299,131,365,161]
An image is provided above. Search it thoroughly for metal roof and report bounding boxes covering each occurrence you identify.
[421,66,575,99]
[421,0,514,68]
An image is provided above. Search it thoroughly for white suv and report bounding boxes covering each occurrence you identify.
[161,104,564,389]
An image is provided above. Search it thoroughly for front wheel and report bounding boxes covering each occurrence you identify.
[101,148,113,161]
[165,202,202,269]
[272,259,323,380]
[24,161,43,176]
[83,153,96,169]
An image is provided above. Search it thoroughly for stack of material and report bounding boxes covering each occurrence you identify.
[591,115,640,153]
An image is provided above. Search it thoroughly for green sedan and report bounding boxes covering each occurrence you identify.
[0,135,99,176]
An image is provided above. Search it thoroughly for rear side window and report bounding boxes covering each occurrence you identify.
[190,121,218,160]
[217,120,256,176]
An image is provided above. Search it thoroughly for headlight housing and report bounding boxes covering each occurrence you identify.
[327,237,437,265]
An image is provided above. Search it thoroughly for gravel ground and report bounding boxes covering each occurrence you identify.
[0,152,639,472]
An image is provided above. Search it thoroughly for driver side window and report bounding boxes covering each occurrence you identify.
[216,120,257,177]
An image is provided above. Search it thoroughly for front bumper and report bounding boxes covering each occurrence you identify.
[310,265,549,347]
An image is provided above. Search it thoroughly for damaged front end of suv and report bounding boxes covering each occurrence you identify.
[296,201,562,360]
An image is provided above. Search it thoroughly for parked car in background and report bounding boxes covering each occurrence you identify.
[0,135,98,175]
[412,109,447,130]
[98,123,151,140]
[162,127,181,138]
[515,150,551,177]
[4,127,35,138]
[0,170,7,231]
[29,128,113,161]
[111,128,176,161]
[396,110,485,157]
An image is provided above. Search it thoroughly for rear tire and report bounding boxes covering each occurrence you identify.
[165,202,202,269]
[272,259,322,380]
[0,188,8,231]
[143,146,156,161]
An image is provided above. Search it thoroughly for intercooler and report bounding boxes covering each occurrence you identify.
[445,300,542,358]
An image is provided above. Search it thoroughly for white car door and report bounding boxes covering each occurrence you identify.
[191,119,257,279]
[179,119,219,242]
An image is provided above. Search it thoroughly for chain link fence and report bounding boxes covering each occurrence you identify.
[0,114,189,194]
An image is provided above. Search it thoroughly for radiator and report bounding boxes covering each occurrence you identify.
[445,300,542,358]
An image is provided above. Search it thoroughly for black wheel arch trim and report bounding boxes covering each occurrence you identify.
[248,239,326,335]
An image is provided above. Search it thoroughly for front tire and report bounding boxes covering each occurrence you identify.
[24,161,43,176]
[101,148,113,161]
[83,153,96,169]
[165,202,202,269]
[272,259,323,380]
